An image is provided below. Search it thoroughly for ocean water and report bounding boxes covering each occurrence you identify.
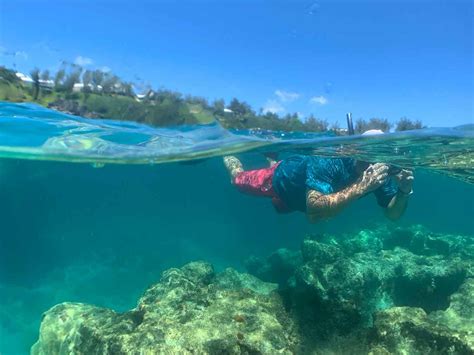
[0,102,473,354]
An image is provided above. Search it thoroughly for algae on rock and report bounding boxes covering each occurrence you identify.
[245,225,473,352]
[371,278,474,354]
[31,261,298,355]
[31,225,473,354]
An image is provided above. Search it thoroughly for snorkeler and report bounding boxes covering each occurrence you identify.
[223,152,414,223]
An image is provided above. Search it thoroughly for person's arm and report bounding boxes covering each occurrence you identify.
[306,163,389,223]
[384,169,414,221]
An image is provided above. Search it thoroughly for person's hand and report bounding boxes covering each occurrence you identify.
[357,163,390,194]
[394,169,414,194]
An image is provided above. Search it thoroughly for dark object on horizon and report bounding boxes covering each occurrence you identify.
[346,113,354,135]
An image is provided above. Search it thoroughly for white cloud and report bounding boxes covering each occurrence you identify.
[275,89,300,102]
[14,51,28,60]
[262,100,285,114]
[100,66,111,73]
[74,56,93,66]
[309,95,328,105]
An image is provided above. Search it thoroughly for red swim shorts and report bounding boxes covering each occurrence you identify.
[234,163,280,198]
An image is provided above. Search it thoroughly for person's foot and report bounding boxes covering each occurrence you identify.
[223,156,243,181]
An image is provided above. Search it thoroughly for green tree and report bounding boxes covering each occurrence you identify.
[122,82,134,97]
[229,98,253,116]
[395,117,424,131]
[40,70,50,81]
[0,67,19,83]
[145,97,194,126]
[261,111,278,120]
[211,99,225,115]
[82,70,93,93]
[102,73,119,94]
[185,95,210,108]
[355,117,392,133]
[282,113,304,131]
[30,68,40,100]
[304,114,328,132]
[154,89,183,104]
[92,70,104,91]
[54,69,66,89]
[330,121,343,135]
[63,68,82,93]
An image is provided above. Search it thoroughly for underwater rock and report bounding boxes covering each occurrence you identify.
[297,246,470,313]
[215,267,278,296]
[244,248,303,287]
[31,261,298,354]
[246,225,473,344]
[383,225,474,258]
[371,278,474,354]
[301,238,344,264]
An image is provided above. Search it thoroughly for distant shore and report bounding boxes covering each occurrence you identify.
[1,66,423,133]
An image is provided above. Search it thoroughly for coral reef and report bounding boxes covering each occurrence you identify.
[31,261,298,354]
[31,225,473,354]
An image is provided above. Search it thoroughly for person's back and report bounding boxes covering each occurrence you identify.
[224,153,413,222]
[272,155,360,212]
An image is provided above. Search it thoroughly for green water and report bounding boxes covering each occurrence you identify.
[0,103,473,354]
[0,156,472,353]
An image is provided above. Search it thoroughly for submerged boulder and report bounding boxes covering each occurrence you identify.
[31,226,473,354]
[244,248,302,288]
[245,225,474,345]
[371,278,474,354]
[31,261,298,355]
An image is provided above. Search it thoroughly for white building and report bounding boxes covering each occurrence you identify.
[72,83,101,93]
[135,89,155,101]
[15,72,33,84]
[39,79,54,89]
[15,72,54,89]
[72,83,84,92]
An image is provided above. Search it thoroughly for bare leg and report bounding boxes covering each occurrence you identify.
[223,155,244,182]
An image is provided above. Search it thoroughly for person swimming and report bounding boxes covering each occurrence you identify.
[223,152,413,223]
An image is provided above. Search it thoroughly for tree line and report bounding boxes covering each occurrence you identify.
[0,65,424,132]
[354,117,424,133]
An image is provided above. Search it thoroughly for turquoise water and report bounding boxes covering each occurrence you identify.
[0,102,473,354]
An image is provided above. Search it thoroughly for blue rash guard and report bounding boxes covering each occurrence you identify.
[272,155,398,213]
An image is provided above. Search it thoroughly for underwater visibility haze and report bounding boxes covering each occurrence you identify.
[0,102,473,354]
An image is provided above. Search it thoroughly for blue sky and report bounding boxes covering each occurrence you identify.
[0,0,472,127]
